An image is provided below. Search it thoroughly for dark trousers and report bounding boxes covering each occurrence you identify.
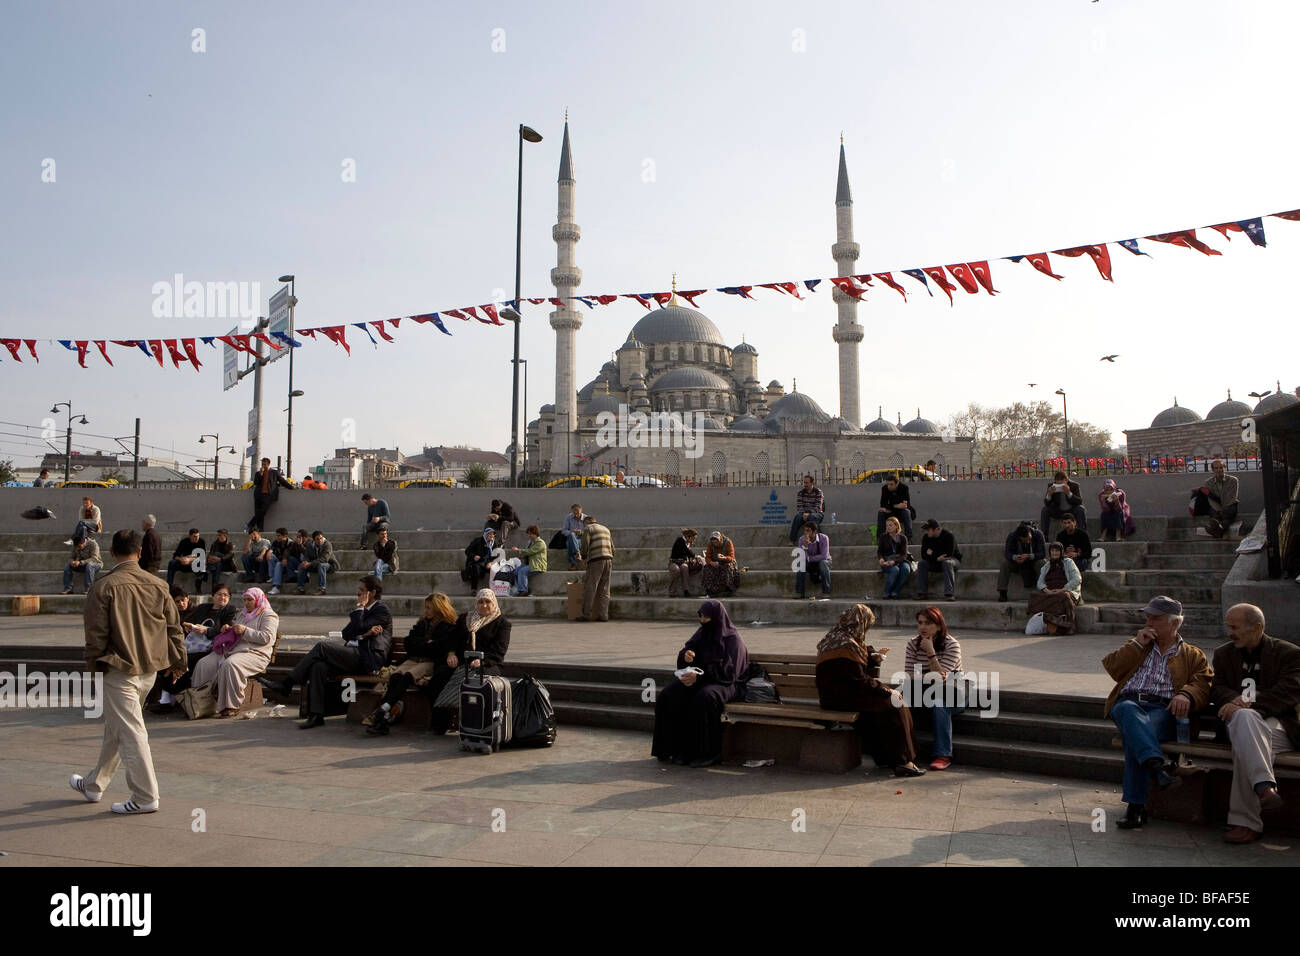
[289,642,363,716]
[789,511,824,544]
[997,558,1042,593]
[249,494,272,532]
[155,651,208,696]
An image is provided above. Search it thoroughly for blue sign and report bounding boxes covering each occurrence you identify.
[760,489,790,526]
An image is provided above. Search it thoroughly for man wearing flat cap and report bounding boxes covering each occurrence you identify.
[1102,595,1213,830]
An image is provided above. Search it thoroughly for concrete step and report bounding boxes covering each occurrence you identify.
[947,711,1116,749]
[553,700,655,732]
[938,736,1123,782]
[1137,554,1236,571]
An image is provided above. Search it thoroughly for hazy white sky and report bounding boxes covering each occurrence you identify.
[1,0,1296,475]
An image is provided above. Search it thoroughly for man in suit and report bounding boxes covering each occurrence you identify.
[248,457,293,532]
[296,530,338,595]
[70,529,184,814]
[1210,604,1300,843]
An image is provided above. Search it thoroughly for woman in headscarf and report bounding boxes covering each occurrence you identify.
[702,530,740,597]
[877,515,914,598]
[1098,478,1135,541]
[363,592,463,736]
[903,607,966,770]
[463,528,497,594]
[1027,542,1083,634]
[667,528,703,598]
[651,599,750,767]
[190,586,280,718]
[430,589,513,733]
[815,604,925,776]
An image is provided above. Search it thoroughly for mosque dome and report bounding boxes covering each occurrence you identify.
[901,410,939,434]
[540,403,555,414]
[1206,391,1252,422]
[630,304,727,346]
[728,415,765,433]
[584,393,623,416]
[733,341,758,355]
[764,391,831,430]
[577,376,608,403]
[1151,401,1202,428]
[649,367,732,392]
[864,407,899,433]
[1254,390,1299,415]
[696,416,726,431]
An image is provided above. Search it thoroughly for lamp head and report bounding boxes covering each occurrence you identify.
[78,416,89,425]
[500,307,521,323]
[291,389,305,398]
[278,274,294,283]
[520,126,543,143]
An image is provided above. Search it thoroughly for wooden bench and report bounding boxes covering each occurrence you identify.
[722,654,863,773]
[289,636,444,727]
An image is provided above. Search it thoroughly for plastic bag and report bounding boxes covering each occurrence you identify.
[507,675,557,748]
[1025,612,1048,636]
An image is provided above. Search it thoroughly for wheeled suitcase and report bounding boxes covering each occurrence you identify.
[460,656,513,754]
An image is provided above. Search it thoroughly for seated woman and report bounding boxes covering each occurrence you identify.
[815,604,925,777]
[667,528,703,598]
[363,592,463,736]
[877,516,914,598]
[190,586,280,718]
[702,530,740,597]
[459,588,511,676]
[462,528,496,595]
[259,574,393,729]
[509,524,546,597]
[902,607,965,770]
[1027,542,1083,634]
[151,583,238,713]
[795,521,831,599]
[651,599,750,767]
[1098,479,1135,542]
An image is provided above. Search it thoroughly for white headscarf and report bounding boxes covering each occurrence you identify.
[465,588,501,648]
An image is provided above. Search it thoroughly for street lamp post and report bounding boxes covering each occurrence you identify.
[519,358,529,479]
[49,402,88,484]
[509,124,544,488]
[1055,388,1070,461]
[199,434,236,486]
[279,275,298,479]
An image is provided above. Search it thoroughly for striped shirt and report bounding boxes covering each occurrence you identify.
[581,523,614,560]
[905,635,963,675]
[795,486,825,515]
[1122,635,1184,699]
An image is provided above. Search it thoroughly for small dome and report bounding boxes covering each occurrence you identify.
[729,415,764,433]
[584,393,623,416]
[1254,390,1300,415]
[630,304,727,346]
[1206,391,1252,421]
[766,391,831,424]
[650,367,732,392]
[901,409,939,434]
[696,416,726,431]
[1151,401,1202,428]
[767,380,783,389]
[540,403,555,414]
[830,416,859,434]
[864,406,899,433]
[577,376,608,403]
[600,360,618,376]
[733,341,758,355]
[619,332,644,351]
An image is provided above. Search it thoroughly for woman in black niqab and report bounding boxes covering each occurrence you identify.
[651,600,750,767]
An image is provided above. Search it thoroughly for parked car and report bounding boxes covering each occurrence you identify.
[606,474,667,488]
[397,478,468,489]
[54,479,122,489]
[851,467,945,484]
[542,475,617,489]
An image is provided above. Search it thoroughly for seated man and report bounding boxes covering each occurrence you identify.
[1039,471,1086,541]
[790,474,826,545]
[1205,458,1240,538]
[296,530,338,595]
[266,527,300,596]
[259,574,393,728]
[876,473,913,539]
[560,503,585,569]
[165,528,206,592]
[997,522,1045,602]
[241,528,272,583]
[205,528,235,592]
[1103,595,1212,830]
[359,493,391,548]
[62,534,102,594]
[510,524,546,596]
[372,527,398,580]
[915,518,961,601]
[794,521,831,599]
[486,499,520,548]
[1210,603,1300,844]
[1055,513,1093,573]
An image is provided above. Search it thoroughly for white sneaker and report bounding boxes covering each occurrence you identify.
[69,774,101,803]
[111,799,159,814]
[269,587,280,595]
[64,539,74,546]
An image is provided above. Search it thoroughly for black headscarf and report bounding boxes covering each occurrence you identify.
[682,599,749,685]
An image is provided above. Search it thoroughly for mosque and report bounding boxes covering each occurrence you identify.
[1123,385,1299,466]
[527,122,974,482]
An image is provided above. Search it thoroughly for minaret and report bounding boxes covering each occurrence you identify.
[831,137,864,426]
[549,115,582,474]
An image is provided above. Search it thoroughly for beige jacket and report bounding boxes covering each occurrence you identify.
[1102,636,1212,718]
[83,559,185,675]
[226,607,280,662]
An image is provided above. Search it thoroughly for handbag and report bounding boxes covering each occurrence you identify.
[177,683,217,719]
[433,664,470,708]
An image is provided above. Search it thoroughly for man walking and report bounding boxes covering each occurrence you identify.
[359,493,391,549]
[1210,604,1300,843]
[70,529,184,814]
[578,514,614,622]
[248,457,293,532]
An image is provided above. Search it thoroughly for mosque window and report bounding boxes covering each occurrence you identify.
[851,452,865,475]
[694,346,701,363]
[711,451,727,480]
[754,452,770,480]
[889,452,905,468]
[665,450,680,477]
[933,453,946,469]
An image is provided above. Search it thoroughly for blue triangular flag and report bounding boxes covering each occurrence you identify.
[270,331,302,348]
[58,339,75,350]
[1004,255,1026,263]
[1237,218,1267,247]
[431,313,452,336]
[200,336,217,347]
[574,296,595,309]
[902,269,934,295]
[803,279,822,293]
[1117,238,1150,256]
[352,322,378,347]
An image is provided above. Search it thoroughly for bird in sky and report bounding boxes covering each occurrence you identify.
[1100,354,1119,362]
[1248,390,1272,399]
[1028,383,1038,388]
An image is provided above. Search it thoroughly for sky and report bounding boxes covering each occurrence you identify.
[1,0,1297,477]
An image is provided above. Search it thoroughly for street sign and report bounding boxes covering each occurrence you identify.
[247,408,258,443]
[222,326,240,391]
[265,287,290,365]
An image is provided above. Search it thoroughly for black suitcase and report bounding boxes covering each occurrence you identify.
[460,654,513,754]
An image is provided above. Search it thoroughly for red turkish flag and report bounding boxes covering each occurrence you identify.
[945,264,980,295]
[147,340,165,367]
[94,341,113,366]
[757,283,788,296]
[652,292,674,306]
[589,294,619,306]
[181,338,201,370]
[480,304,501,324]
[319,326,350,355]
[775,281,802,299]
[923,267,957,305]
[251,332,282,350]
[676,290,707,306]
[525,297,547,305]
[622,294,653,310]
[463,306,481,321]
[370,321,395,342]
[0,339,22,361]
[1271,209,1300,221]
[830,276,867,300]
[23,339,38,362]
[72,340,89,368]
[443,309,469,321]
[873,273,907,301]
[163,339,184,368]
[388,318,401,328]
[1146,230,1222,256]
[1023,253,1064,280]
[852,274,875,286]
[1210,222,1242,241]
[967,260,999,295]
[1054,244,1113,281]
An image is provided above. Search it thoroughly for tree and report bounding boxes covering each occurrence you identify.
[0,459,15,485]
[99,467,127,483]
[463,463,490,487]
[944,402,1119,471]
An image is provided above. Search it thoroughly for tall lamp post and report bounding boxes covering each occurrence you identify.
[508,123,543,488]
[518,358,529,479]
[1055,388,1070,461]
[199,434,236,486]
[278,275,298,479]
[50,402,88,484]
